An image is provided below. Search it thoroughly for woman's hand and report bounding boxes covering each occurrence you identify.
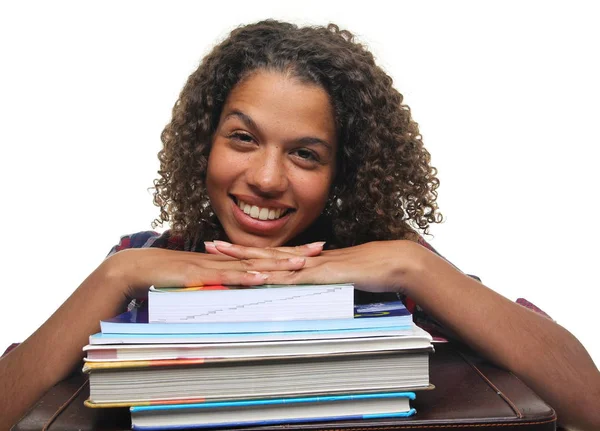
[101,247,310,299]
[215,238,600,430]
[208,240,426,293]
[205,240,326,258]
[0,242,317,430]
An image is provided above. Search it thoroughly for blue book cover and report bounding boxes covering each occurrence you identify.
[130,392,416,430]
[89,324,424,345]
[100,301,412,335]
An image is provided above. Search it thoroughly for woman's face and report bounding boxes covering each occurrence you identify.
[207,71,337,247]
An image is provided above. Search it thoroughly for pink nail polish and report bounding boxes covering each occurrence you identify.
[214,240,233,248]
[307,241,326,248]
[247,271,268,280]
[289,257,305,264]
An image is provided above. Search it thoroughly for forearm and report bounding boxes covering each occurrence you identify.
[403,246,600,430]
[0,263,127,430]
[0,247,304,430]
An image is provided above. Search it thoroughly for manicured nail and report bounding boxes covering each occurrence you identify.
[289,257,305,264]
[204,241,216,249]
[306,241,326,248]
[247,271,269,280]
[214,240,233,248]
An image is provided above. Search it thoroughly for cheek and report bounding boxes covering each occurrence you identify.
[207,145,241,190]
[206,149,230,202]
[291,172,334,210]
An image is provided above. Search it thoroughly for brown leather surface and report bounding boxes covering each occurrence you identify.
[10,343,556,431]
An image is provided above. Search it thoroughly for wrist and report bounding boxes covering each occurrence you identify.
[392,240,432,296]
[94,251,134,300]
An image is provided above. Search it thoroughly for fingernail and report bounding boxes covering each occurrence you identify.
[306,241,326,248]
[204,241,216,249]
[247,271,269,280]
[214,240,232,248]
[289,257,305,264]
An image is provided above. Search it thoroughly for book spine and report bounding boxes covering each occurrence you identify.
[130,392,416,412]
[131,410,417,430]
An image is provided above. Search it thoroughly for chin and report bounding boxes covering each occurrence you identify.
[227,231,288,248]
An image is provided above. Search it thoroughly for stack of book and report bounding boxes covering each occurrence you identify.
[83,284,434,430]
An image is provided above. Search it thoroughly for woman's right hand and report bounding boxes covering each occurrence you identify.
[99,248,309,300]
[0,245,312,430]
[204,240,326,257]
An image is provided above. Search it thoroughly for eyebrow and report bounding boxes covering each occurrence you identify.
[222,109,333,150]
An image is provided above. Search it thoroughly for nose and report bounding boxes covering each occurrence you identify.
[246,147,289,196]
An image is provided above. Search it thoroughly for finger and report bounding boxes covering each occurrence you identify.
[272,242,326,257]
[175,269,272,287]
[212,240,325,259]
[232,256,307,272]
[214,270,272,286]
[260,269,318,285]
[201,255,307,272]
[212,241,297,260]
[184,250,236,261]
[204,241,229,256]
[263,262,355,286]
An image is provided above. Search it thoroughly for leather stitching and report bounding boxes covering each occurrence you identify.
[455,349,523,419]
[42,379,88,431]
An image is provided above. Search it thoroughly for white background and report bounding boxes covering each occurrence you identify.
[1,1,598,366]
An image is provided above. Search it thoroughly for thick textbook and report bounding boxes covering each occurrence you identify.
[99,301,412,335]
[129,392,416,430]
[148,283,354,323]
[83,351,431,407]
[11,343,557,431]
[84,326,433,361]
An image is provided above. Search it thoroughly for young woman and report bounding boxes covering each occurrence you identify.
[1,20,599,430]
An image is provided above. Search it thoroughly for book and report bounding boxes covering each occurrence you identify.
[129,392,416,430]
[148,283,354,323]
[83,351,432,407]
[14,342,558,431]
[89,325,421,345]
[99,301,413,335]
[84,326,433,361]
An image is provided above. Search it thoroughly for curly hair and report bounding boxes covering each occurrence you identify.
[152,20,442,247]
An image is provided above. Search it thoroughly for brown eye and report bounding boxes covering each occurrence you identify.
[294,148,318,161]
[230,132,254,143]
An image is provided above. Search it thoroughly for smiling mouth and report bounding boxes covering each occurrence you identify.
[235,198,293,221]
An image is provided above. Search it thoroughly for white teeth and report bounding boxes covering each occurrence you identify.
[237,200,288,221]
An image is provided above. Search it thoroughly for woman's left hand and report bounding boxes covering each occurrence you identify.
[209,240,427,293]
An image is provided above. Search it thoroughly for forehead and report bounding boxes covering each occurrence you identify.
[220,71,336,139]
